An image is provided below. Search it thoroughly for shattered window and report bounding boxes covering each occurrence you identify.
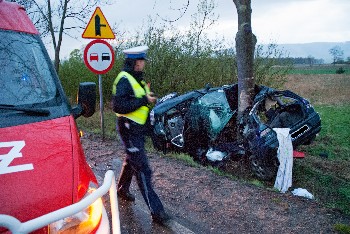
[276,95,297,105]
[196,90,233,140]
[253,94,304,128]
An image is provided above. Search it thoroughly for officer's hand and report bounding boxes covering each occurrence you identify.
[146,92,157,104]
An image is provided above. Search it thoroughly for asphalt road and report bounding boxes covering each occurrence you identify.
[93,157,196,234]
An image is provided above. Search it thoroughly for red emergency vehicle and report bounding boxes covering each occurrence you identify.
[0,1,117,233]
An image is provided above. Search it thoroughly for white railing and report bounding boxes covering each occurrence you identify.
[0,170,120,234]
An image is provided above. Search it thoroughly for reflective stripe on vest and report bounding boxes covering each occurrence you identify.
[112,71,150,125]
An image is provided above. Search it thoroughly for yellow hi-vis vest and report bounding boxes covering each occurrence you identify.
[112,71,151,125]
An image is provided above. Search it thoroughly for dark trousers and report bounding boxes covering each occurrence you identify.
[117,117,165,215]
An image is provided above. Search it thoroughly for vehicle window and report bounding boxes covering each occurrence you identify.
[0,30,56,106]
[197,90,233,140]
[276,95,297,105]
[253,94,303,128]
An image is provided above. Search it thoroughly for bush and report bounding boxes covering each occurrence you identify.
[58,24,291,104]
[336,67,346,74]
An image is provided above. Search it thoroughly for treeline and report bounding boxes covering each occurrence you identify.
[58,24,292,104]
[273,57,350,66]
[278,57,325,65]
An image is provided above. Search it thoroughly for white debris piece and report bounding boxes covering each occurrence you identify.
[292,188,314,199]
[273,128,293,193]
[206,148,227,162]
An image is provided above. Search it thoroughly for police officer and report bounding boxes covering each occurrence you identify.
[112,45,170,225]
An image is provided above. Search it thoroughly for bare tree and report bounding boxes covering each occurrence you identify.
[13,0,111,72]
[158,0,256,130]
[307,55,315,67]
[190,0,218,55]
[329,46,344,64]
[232,0,256,125]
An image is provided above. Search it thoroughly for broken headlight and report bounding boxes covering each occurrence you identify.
[48,182,103,234]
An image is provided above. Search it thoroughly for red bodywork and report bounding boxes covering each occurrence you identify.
[0,0,38,35]
[0,116,96,232]
[0,1,103,232]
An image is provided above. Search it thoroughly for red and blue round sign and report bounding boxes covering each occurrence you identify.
[83,39,115,74]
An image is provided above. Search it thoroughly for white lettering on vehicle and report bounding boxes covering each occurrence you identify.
[0,141,34,175]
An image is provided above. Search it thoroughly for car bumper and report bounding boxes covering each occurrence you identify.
[290,112,321,146]
[0,170,119,234]
[96,206,110,234]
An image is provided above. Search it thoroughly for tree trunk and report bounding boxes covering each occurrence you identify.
[53,0,68,72]
[54,47,60,73]
[233,0,257,128]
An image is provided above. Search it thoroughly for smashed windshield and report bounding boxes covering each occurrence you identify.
[0,30,56,106]
[190,90,233,141]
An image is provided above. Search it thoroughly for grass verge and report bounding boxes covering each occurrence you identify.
[293,104,350,215]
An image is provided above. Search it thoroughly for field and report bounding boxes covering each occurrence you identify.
[282,73,350,214]
[283,73,350,105]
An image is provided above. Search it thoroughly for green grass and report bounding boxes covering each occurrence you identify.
[293,104,350,215]
[289,64,350,75]
[292,162,350,214]
[305,105,350,160]
[76,108,117,138]
[334,223,350,234]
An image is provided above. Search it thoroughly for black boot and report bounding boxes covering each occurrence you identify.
[151,211,171,225]
[117,190,135,201]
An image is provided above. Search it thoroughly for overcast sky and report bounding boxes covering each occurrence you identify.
[56,0,350,59]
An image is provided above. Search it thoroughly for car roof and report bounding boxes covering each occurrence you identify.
[0,0,38,34]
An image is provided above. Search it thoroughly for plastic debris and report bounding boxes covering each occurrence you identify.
[206,148,227,162]
[293,150,305,158]
[291,188,314,199]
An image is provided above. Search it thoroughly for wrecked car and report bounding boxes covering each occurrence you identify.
[150,84,321,181]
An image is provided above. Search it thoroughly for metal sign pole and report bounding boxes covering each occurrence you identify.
[84,40,114,140]
[99,74,105,140]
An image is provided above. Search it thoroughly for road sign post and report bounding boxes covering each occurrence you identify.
[83,38,115,139]
[98,74,104,139]
[82,7,115,139]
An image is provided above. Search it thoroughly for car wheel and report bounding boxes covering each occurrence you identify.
[249,154,279,181]
[184,122,210,165]
[207,159,227,170]
[303,135,316,145]
[188,146,208,165]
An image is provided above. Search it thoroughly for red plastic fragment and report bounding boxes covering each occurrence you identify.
[293,150,305,158]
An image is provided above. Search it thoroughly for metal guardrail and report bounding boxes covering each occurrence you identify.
[0,170,120,234]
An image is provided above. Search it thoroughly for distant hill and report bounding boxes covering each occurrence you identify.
[270,41,350,64]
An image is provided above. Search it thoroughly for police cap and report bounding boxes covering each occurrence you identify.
[123,45,148,60]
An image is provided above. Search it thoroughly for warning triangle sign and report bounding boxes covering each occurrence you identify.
[82,7,115,39]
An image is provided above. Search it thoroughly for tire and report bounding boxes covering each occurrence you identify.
[183,118,210,165]
[249,154,279,181]
[302,135,316,145]
[207,158,227,170]
[188,145,208,165]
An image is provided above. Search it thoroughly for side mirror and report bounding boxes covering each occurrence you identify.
[72,82,96,119]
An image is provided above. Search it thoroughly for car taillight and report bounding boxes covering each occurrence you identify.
[48,182,103,234]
